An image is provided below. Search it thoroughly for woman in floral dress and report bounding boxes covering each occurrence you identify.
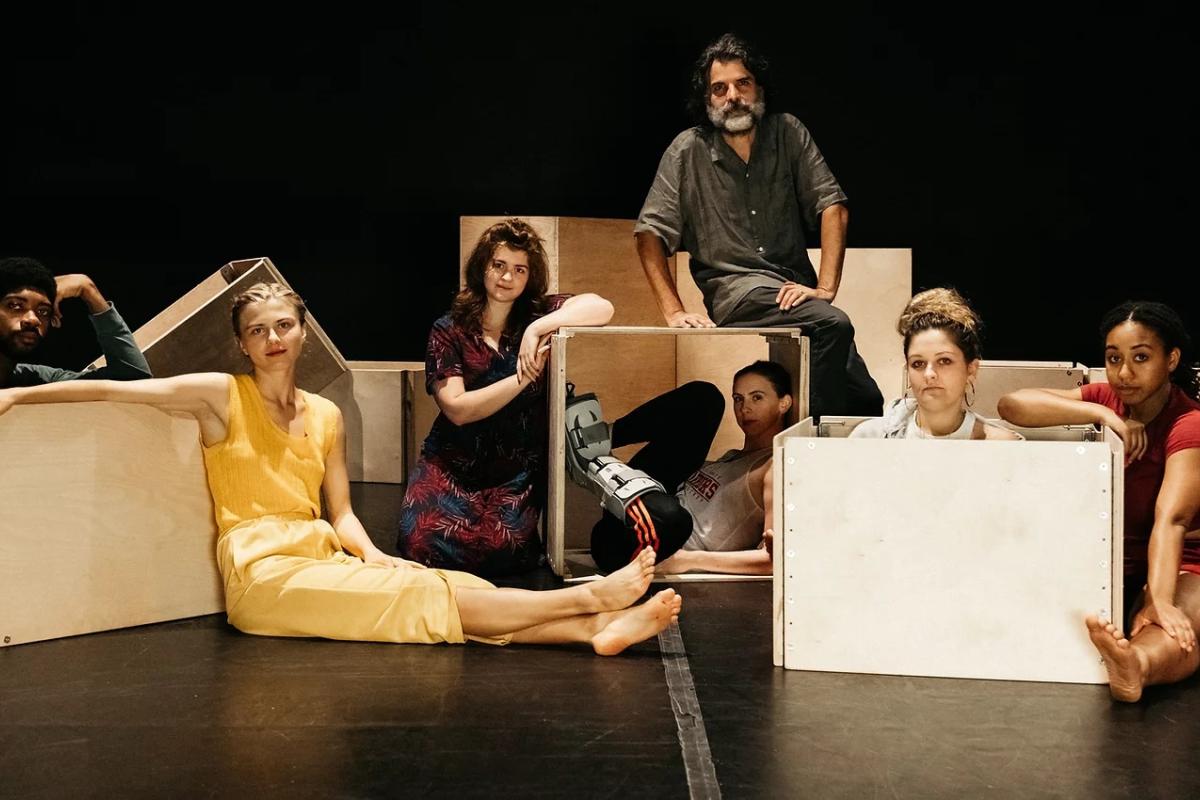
[397,218,613,576]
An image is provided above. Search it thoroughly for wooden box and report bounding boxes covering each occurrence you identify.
[460,216,910,402]
[0,404,223,647]
[318,361,423,484]
[771,417,1123,684]
[402,369,442,482]
[89,257,346,394]
[547,326,809,578]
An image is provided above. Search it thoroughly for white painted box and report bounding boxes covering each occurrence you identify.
[772,418,1123,684]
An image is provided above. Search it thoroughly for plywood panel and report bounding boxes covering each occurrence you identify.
[767,335,810,423]
[557,217,666,327]
[132,270,231,347]
[90,258,346,394]
[973,361,1088,419]
[834,249,911,404]
[776,430,1119,683]
[319,361,422,484]
[403,369,443,481]
[1,403,223,647]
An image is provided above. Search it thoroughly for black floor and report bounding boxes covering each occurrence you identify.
[4,484,1200,799]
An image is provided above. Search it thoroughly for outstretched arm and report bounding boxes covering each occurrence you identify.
[997,387,1098,427]
[0,372,228,419]
[998,387,1147,461]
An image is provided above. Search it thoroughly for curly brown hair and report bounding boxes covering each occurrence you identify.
[897,288,982,361]
[452,218,551,336]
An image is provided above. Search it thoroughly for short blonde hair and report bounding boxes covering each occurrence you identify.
[230,282,307,335]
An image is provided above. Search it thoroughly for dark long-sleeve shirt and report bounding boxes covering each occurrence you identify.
[6,303,152,386]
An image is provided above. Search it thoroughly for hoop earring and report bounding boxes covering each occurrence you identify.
[965,382,976,408]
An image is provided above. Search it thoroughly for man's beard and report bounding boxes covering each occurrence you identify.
[0,328,42,359]
[707,97,766,133]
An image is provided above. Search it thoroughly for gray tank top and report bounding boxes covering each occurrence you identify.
[676,448,772,552]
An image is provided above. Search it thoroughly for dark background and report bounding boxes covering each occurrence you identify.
[4,3,1196,373]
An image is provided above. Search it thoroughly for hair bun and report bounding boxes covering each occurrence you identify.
[898,288,980,338]
[898,288,983,361]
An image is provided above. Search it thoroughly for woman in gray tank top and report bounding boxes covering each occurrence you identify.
[849,288,1021,442]
[588,360,794,576]
[656,360,794,575]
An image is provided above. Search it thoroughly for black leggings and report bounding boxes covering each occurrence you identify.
[722,288,883,419]
[590,381,726,573]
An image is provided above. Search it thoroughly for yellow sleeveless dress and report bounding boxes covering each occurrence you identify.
[202,374,502,644]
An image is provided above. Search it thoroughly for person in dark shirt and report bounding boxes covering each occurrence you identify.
[0,256,151,388]
[634,33,882,419]
[396,219,614,576]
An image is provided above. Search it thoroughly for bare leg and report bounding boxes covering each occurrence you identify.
[1086,573,1200,702]
[456,548,656,638]
[509,589,683,656]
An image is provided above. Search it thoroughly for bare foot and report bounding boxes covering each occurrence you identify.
[1086,615,1148,702]
[592,588,683,656]
[585,547,656,612]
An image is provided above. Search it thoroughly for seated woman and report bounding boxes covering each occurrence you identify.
[998,300,1200,702]
[850,288,1021,440]
[0,282,680,655]
[582,360,794,577]
[397,218,614,577]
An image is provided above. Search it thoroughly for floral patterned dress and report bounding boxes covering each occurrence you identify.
[396,295,568,576]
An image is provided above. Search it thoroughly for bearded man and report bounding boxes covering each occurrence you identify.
[634,33,882,419]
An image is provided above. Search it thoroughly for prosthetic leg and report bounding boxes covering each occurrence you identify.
[564,389,692,566]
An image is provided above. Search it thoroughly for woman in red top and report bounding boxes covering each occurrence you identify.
[999,301,1200,701]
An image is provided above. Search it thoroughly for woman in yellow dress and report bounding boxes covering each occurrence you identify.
[0,282,681,653]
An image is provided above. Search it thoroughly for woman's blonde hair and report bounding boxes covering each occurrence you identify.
[230,282,307,335]
[897,288,982,361]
